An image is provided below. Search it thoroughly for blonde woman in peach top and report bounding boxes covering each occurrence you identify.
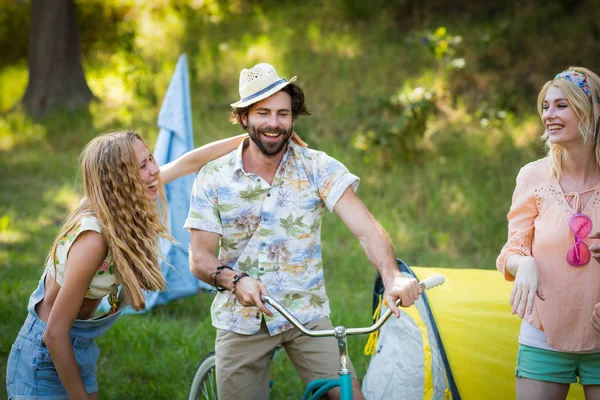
[498,67,600,400]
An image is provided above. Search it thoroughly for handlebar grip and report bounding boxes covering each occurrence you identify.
[419,275,445,290]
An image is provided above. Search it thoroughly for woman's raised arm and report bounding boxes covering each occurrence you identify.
[159,132,308,185]
[159,134,247,185]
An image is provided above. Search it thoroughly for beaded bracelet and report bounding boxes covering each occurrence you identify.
[231,272,249,294]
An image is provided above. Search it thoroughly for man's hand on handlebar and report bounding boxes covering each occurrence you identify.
[261,275,444,336]
[233,276,273,317]
[385,276,421,318]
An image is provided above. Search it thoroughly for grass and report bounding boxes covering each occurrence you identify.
[0,0,579,398]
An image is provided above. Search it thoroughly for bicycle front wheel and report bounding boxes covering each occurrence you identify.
[188,351,217,400]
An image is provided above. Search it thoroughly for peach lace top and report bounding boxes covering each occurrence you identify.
[497,158,600,352]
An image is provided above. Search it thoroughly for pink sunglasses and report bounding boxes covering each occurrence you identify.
[567,213,593,267]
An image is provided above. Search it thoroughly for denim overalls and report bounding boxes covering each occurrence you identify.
[6,272,124,399]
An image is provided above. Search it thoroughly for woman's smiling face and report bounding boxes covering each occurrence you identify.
[132,138,160,201]
[542,85,581,147]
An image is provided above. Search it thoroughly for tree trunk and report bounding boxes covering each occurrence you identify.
[22,0,95,118]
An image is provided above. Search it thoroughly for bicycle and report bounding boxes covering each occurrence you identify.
[188,274,445,400]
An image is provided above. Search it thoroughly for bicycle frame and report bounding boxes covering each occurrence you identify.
[262,295,357,400]
[261,275,444,400]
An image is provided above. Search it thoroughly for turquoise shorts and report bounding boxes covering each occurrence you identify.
[516,344,600,385]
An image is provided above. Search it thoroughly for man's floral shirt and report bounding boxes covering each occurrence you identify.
[184,140,359,335]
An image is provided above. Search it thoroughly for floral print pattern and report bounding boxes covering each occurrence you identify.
[97,261,114,275]
[185,141,359,335]
[46,215,118,300]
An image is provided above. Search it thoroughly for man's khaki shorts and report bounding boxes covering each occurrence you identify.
[215,317,357,399]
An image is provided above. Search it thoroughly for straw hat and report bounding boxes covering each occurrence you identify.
[230,63,297,108]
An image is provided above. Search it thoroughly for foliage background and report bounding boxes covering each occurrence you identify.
[1,0,599,398]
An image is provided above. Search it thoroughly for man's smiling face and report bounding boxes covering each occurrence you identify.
[243,91,294,157]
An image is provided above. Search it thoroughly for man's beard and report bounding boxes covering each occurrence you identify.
[247,123,293,156]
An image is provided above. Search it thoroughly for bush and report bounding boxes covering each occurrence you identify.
[352,85,437,165]
[0,2,29,68]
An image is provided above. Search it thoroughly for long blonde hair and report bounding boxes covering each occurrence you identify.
[538,66,600,178]
[47,131,173,310]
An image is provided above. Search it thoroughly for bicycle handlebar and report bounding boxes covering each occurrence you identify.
[260,274,445,338]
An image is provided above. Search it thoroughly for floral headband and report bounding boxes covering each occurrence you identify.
[554,70,591,97]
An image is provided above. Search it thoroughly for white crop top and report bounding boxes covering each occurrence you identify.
[46,214,118,300]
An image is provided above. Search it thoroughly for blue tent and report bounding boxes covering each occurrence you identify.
[147,53,212,309]
[101,54,209,313]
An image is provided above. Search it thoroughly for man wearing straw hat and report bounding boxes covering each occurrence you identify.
[185,63,421,399]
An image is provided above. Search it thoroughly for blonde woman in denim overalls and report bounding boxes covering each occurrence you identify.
[5,130,254,399]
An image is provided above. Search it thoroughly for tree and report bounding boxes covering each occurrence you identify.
[22,0,95,118]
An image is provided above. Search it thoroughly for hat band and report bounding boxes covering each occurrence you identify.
[240,78,288,104]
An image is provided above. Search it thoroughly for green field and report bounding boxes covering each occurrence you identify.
[1,1,598,398]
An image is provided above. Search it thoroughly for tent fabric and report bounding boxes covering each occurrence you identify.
[100,54,210,313]
[362,259,453,400]
[147,53,211,310]
[362,260,585,400]
[403,265,584,400]
[362,274,450,399]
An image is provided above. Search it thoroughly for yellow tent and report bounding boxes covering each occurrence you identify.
[411,266,585,400]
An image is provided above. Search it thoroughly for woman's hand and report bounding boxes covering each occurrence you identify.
[290,132,308,147]
[588,231,600,263]
[510,257,545,318]
[591,302,600,332]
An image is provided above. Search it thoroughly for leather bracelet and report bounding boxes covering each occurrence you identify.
[210,265,233,292]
